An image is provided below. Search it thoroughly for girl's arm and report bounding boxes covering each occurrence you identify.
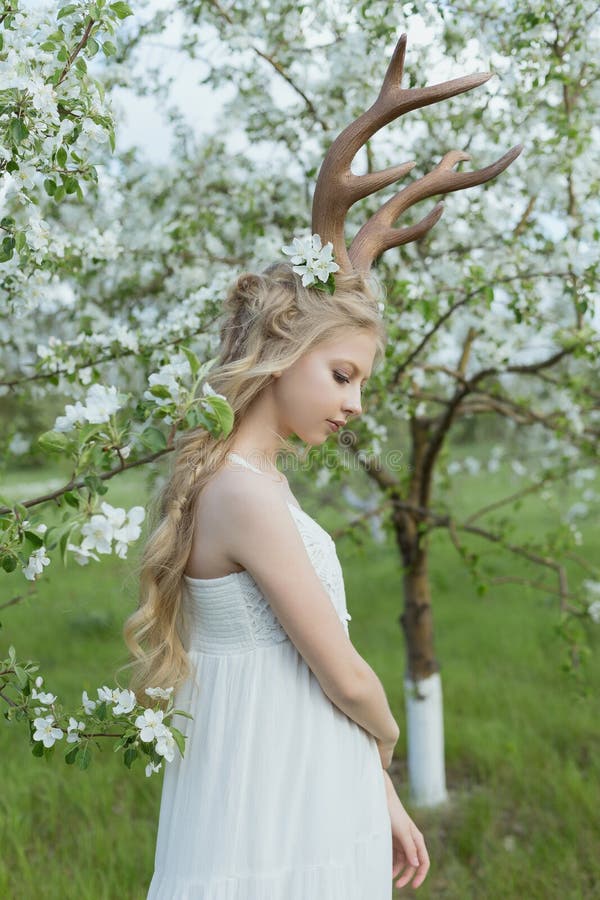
[338,656,400,755]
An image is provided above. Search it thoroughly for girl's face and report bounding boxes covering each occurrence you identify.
[272,329,377,445]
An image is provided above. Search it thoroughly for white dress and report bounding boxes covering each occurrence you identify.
[146,453,392,899]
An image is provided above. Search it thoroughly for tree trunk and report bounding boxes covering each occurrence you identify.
[397,529,449,807]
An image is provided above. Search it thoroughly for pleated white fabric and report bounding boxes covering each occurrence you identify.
[146,454,392,899]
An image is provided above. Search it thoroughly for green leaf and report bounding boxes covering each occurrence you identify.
[14,666,29,688]
[31,741,45,758]
[10,119,28,145]
[37,431,72,453]
[169,726,186,757]
[76,746,91,770]
[123,746,138,769]
[109,1,133,19]
[146,384,172,400]
[63,491,81,509]
[184,407,202,429]
[24,530,44,550]
[59,526,75,565]
[170,709,194,721]
[64,175,78,194]
[65,744,79,764]
[179,345,200,378]
[86,36,99,57]
[102,41,116,57]
[202,395,234,437]
[57,4,78,18]
[1,554,18,573]
[56,146,67,168]
[82,474,108,496]
[139,427,167,452]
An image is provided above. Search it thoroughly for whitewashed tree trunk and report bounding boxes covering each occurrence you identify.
[404,671,449,807]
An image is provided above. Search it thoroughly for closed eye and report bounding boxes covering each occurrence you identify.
[333,371,364,392]
[333,371,350,385]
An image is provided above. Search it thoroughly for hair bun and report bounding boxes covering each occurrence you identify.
[233,273,262,309]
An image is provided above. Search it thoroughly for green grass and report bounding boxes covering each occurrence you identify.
[1,456,599,899]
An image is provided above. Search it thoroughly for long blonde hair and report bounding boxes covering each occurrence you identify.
[120,261,387,706]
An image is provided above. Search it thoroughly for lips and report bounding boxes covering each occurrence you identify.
[326,420,341,432]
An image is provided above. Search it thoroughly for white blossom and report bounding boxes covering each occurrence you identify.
[66,717,86,743]
[281,233,339,286]
[22,547,50,581]
[587,600,600,624]
[31,687,56,705]
[154,724,176,763]
[53,384,124,432]
[32,715,64,748]
[66,542,100,566]
[80,514,113,555]
[82,690,97,714]
[145,760,163,778]
[135,708,165,743]
[112,689,137,715]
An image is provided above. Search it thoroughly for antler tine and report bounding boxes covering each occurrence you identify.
[311,32,523,274]
[349,144,523,271]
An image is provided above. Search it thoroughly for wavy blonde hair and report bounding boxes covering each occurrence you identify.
[119,261,387,706]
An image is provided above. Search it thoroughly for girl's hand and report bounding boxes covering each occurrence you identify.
[383,771,430,890]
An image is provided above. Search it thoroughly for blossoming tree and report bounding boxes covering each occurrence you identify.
[1,0,598,807]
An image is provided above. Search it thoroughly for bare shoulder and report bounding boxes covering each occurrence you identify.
[193,459,284,534]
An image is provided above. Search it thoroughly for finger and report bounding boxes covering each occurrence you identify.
[411,838,431,888]
[392,851,408,878]
[394,863,417,889]
[401,835,420,872]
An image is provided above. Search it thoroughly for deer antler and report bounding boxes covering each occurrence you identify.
[311,33,523,274]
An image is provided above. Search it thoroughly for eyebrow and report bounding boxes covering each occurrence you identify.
[332,358,371,382]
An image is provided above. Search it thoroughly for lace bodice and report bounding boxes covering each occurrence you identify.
[182,453,352,655]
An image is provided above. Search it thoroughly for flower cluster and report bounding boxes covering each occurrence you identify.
[281,233,385,317]
[71,502,146,562]
[1,651,189,779]
[18,504,145,581]
[143,354,193,409]
[53,383,126,432]
[281,233,339,290]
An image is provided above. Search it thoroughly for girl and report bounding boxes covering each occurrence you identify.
[123,259,429,898]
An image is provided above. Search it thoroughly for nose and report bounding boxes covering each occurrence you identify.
[343,388,362,418]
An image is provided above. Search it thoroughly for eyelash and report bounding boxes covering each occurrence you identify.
[333,371,364,392]
[333,370,350,385]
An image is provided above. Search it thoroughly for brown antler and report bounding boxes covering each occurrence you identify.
[311,33,523,274]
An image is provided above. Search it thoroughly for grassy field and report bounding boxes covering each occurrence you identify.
[1,454,598,899]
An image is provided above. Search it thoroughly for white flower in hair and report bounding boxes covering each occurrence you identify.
[281,233,340,288]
